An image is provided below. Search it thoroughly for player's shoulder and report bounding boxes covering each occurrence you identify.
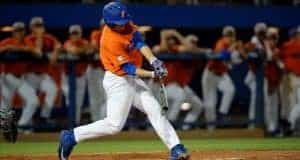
[101,26,122,44]
[0,37,14,43]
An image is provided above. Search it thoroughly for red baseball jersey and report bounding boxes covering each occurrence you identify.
[64,39,89,76]
[206,37,230,75]
[89,29,104,68]
[0,37,29,75]
[25,33,60,73]
[281,39,300,76]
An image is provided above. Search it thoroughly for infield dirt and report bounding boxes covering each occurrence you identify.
[2,151,300,160]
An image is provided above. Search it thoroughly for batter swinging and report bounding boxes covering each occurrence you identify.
[58,2,189,160]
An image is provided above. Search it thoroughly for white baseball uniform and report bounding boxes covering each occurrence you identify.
[166,83,203,124]
[73,24,181,150]
[1,74,38,126]
[24,73,57,119]
[86,65,106,121]
[244,36,266,126]
[202,68,235,129]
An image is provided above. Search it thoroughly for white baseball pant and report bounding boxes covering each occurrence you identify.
[182,86,204,124]
[201,69,235,127]
[279,74,292,121]
[288,74,300,130]
[74,71,180,149]
[1,74,38,126]
[62,73,86,124]
[166,83,186,122]
[264,79,279,132]
[166,83,203,123]
[24,73,57,119]
[244,70,256,123]
[86,66,106,121]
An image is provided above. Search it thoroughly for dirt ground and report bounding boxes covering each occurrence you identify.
[1,151,300,160]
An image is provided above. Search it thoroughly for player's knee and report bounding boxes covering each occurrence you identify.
[105,120,123,135]
[29,96,39,108]
[107,124,122,135]
[23,91,39,108]
[225,85,235,96]
[205,101,215,109]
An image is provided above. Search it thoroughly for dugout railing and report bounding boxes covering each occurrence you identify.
[0,51,265,129]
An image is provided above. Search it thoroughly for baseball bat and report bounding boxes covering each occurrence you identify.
[159,78,168,115]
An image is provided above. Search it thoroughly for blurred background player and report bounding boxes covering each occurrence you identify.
[263,27,283,136]
[62,25,91,125]
[0,22,40,129]
[152,29,204,130]
[244,22,268,129]
[87,19,106,121]
[24,17,61,127]
[201,26,236,130]
[281,26,300,135]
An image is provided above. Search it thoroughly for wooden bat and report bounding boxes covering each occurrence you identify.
[159,79,168,115]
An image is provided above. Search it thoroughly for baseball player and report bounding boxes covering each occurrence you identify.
[201,26,236,130]
[24,17,61,126]
[0,22,40,128]
[58,2,189,160]
[152,30,204,129]
[62,25,90,124]
[281,26,300,135]
[244,22,268,129]
[87,20,106,121]
[263,27,282,135]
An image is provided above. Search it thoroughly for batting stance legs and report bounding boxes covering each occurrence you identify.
[74,72,180,148]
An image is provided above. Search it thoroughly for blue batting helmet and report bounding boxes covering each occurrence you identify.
[102,1,131,27]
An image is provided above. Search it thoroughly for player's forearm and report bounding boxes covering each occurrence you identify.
[140,46,158,64]
[136,68,154,78]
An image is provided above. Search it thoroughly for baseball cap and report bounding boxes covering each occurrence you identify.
[12,21,25,31]
[222,25,235,37]
[254,22,267,34]
[69,25,82,34]
[30,17,44,27]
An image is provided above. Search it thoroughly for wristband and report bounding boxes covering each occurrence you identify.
[150,71,155,78]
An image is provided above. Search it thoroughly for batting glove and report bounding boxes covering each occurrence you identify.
[151,59,168,78]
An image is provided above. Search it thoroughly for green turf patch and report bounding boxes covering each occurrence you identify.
[1,138,300,156]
